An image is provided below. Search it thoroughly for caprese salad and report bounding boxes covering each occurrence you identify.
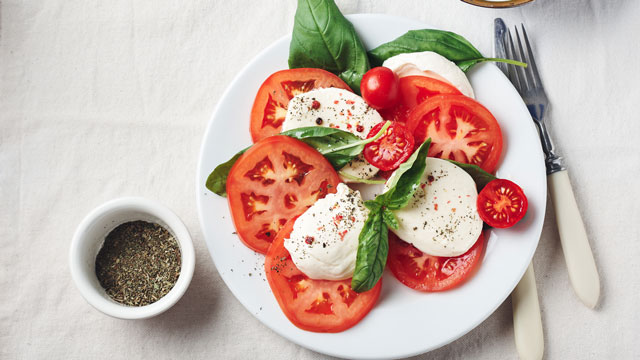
[206,0,528,333]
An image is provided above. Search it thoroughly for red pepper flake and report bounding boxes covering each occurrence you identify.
[356,124,364,132]
[305,236,315,245]
[346,123,352,130]
[350,216,356,222]
[427,175,435,184]
[345,100,355,105]
[333,214,343,226]
[447,200,451,204]
[451,208,456,213]
[420,183,426,189]
[338,230,348,240]
[434,196,438,200]
[311,100,321,109]
[434,203,439,211]
[334,100,339,104]
[347,109,353,117]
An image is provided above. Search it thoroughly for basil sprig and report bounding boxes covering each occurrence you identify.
[368,29,526,72]
[205,122,391,197]
[288,0,370,92]
[352,139,431,292]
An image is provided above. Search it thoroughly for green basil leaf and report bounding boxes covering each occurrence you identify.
[446,160,497,191]
[281,126,363,169]
[382,208,399,230]
[381,139,432,210]
[352,208,388,293]
[368,29,483,67]
[205,149,248,197]
[368,29,526,73]
[364,199,383,212]
[288,0,370,93]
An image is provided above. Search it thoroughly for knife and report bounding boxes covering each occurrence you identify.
[495,17,544,360]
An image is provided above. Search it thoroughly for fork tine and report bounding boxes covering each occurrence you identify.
[505,30,523,92]
[520,24,543,88]
[515,26,535,90]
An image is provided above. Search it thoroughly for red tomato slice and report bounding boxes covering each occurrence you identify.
[363,121,415,171]
[398,76,462,109]
[407,95,503,173]
[387,232,485,292]
[227,136,341,254]
[477,179,528,228]
[250,69,350,142]
[377,76,461,123]
[265,216,382,333]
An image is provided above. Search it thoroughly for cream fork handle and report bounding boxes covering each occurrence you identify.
[548,170,600,308]
[512,263,544,360]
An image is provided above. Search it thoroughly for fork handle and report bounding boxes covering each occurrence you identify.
[512,263,544,360]
[548,170,600,308]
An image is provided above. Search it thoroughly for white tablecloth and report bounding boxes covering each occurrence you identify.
[2,0,639,358]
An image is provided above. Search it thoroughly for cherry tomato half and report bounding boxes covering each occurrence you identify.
[360,67,399,110]
[477,179,528,228]
[363,121,415,171]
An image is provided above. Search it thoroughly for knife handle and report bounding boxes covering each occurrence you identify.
[512,263,544,360]
[548,170,600,308]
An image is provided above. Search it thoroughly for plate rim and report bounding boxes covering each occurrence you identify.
[196,13,546,359]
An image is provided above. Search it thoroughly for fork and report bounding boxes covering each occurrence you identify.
[505,24,601,309]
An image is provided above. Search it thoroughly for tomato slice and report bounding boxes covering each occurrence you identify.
[363,122,415,171]
[265,217,382,332]
[387,232,485,292]
[398,76,462,109]
[477,179,528,228]
[407,95,503,173]
[227,136,341,254]
[250,69,350,142]
[377,76,462,123]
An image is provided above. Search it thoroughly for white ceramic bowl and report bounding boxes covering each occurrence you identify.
[70,197,195,319]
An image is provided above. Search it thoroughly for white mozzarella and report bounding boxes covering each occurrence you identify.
[282,88,382,181]
[387,158,483,257]
[284,183,368,280]
[382,51,475,98]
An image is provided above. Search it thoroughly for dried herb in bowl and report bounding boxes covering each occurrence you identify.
[95,221,181,306]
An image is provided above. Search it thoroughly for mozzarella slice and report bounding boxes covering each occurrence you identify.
[383,51,475,98]
[282,88,382,181]
[387,158,483,257]
[284,183,368,280]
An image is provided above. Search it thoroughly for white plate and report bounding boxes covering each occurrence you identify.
[196,14,546,360]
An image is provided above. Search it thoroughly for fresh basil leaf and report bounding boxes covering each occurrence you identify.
[381,139,432,210]
[289,0,370,92]
[282,126,363,169]
[382,208,399,230]
[368,29,525,73]
[364,199,383,212]
[352,208,388,293]
[447,160,497,191]
[369,29,482,67]
[205,149,248,197]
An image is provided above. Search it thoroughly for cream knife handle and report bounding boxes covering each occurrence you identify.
[512,264,544,360]
[548,170,600,308]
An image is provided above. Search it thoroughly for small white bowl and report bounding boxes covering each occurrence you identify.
[70,197,195,319]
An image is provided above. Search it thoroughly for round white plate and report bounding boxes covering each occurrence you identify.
[197,14,546,360]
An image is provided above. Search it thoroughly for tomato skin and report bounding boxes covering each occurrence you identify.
[387,232,485,292]
[360,67,399,110]
[227,136,341,254]
[250,69,350,142]
[398,76,462,109]
[406,95,503,174]
[377,76,461,123]
[363,121,415,171]
[477,179,528,228]
[265,217,382,333]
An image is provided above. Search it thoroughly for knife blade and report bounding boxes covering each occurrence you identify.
[495,17,544,360]
[494,18,509,75]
